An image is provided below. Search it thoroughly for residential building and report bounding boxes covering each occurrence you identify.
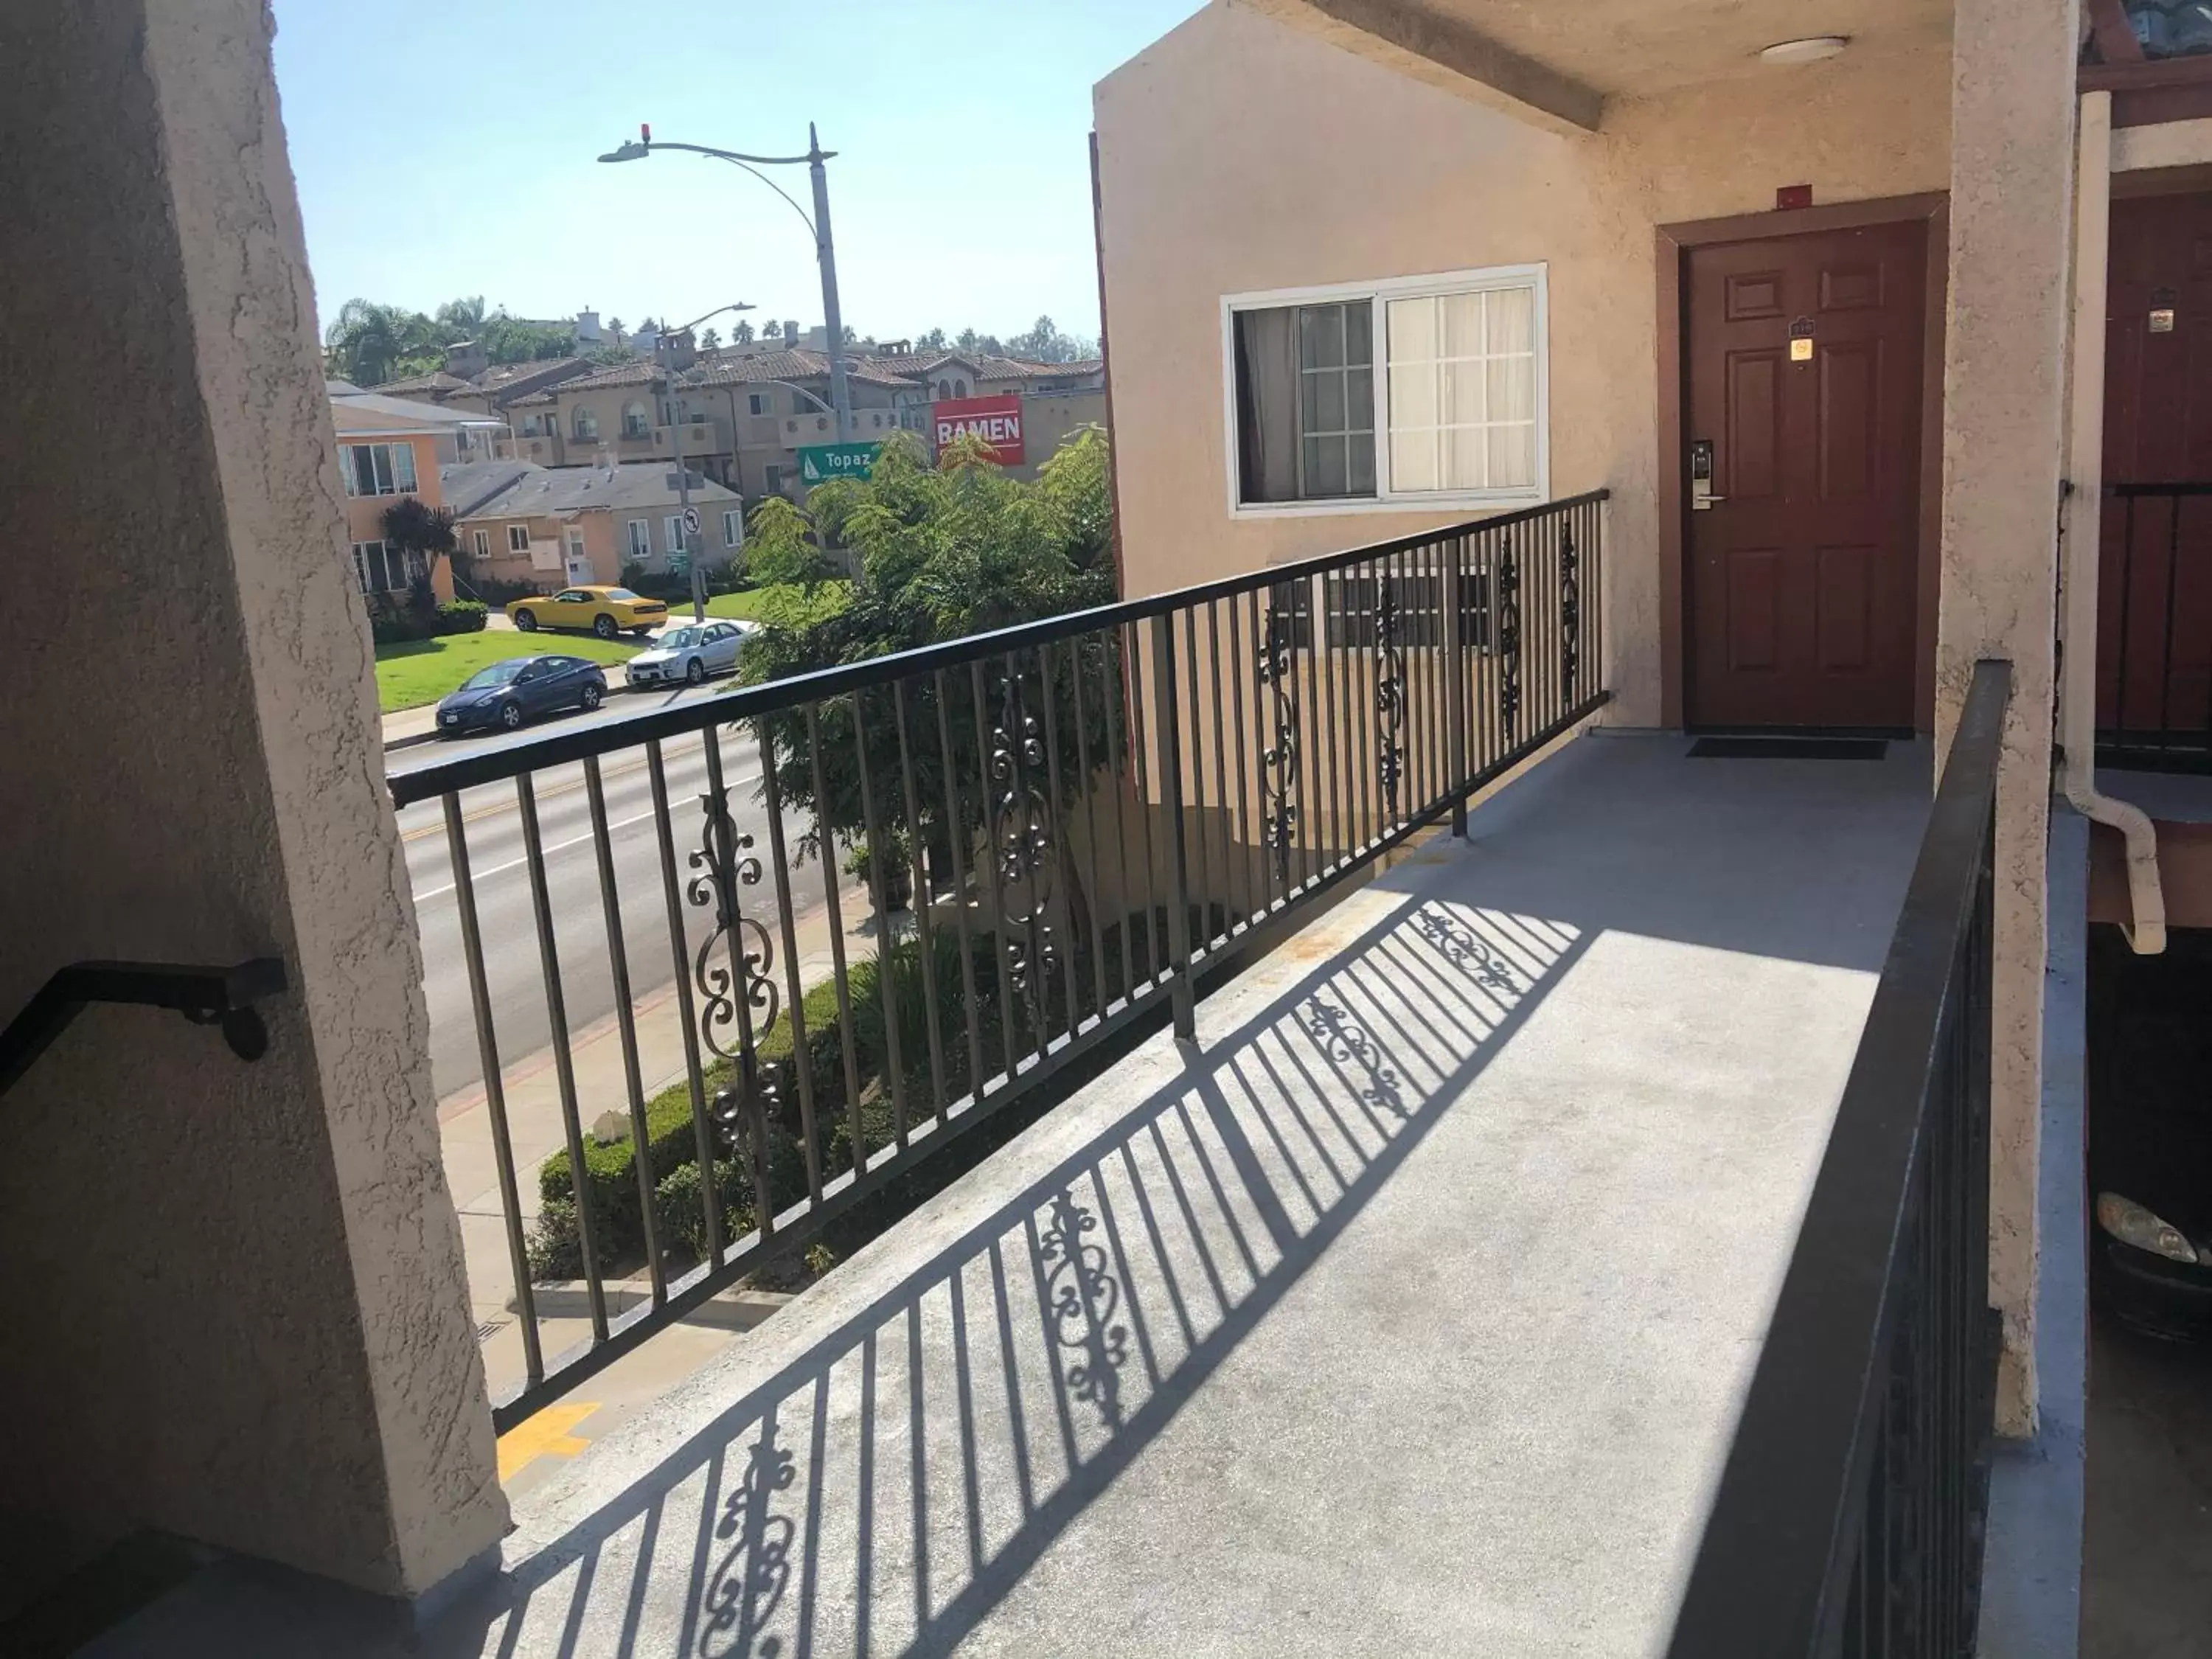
[327,392,493,598]
[35,4,2207,1654]
[368,349,594,422]
[439,456,745,591]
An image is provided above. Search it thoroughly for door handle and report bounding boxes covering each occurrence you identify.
[1690,438,1724,511]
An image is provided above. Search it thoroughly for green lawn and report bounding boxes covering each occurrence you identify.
[374,632,641,714]
[704,580,851,627]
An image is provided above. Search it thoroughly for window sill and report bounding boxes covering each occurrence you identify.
[1230,490,1545,523]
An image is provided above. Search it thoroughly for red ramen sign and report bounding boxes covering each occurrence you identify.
[932,394,1025,465]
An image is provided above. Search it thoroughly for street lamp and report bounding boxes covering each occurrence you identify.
[598,123,855,447]
[658,301,754,621]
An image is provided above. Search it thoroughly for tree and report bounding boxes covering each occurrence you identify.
[1004,314,1098,364]
[323,298,440,385]
[739,427,1117,959]
[434,295,488,335]
[761,319,783,341]
[732,319,757,344]
[586,344,633,366]
[914,327,947,352]
[380,497,461,593]
[699,327,722,352]
[606,316,627,344]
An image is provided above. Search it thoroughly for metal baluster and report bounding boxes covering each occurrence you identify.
[698,726,774,1245]
[1227,594,1253,925]
[754,723,821,1208]
[2160,493,2183,751]
[1318,570,1343,877]
[1068,633,1110,1025]
[1034,643,1080,1041]
[584,754,664,1303]
[1098,634,1138,1007]
[1354,560,1374,848]
[851,689,908,1152]
[1182,606,1211,955]
[2117,495,2137,742]
[1448,535,1470,837]
[971,660,1020,1078]
[648,738,723,1268]
[1124,620,1163,987]
[892,679,947,1119]
[804,704,867,1176]
[442,792,543,1385]
[516,771,607,1340]
[932,667,986,1099]
[1206,599,1236,936]
[1152,613,1196,1041]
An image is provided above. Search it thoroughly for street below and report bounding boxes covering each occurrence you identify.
[395,722,848,1102]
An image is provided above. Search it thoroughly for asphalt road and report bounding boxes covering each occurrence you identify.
[394,711,840,1101]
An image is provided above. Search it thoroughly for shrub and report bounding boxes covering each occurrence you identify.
[652,1160,753,1259]
[434,599,487,635]
[526,1197,583,1281]
[467,575,540,605]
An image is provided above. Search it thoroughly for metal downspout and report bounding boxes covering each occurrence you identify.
[2065,89,2165,954]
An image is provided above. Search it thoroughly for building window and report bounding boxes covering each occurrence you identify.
[953,378,968,397]
[573,408,598,440]
[339,442,417,498]
[472,528,490,560]
[748,392,770,416]
[765,465,784,495]
[723,509,742,547]
[350,538,420,594]
[623,400,651,439]
[507,524,530,553]
[872,411,883,428]
[665,514,685,552]
[627,518,650,560]
[936,379,950,398]
[1224,265,1546,512]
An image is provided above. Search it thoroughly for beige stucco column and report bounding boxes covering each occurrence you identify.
[1934,0,2082,1438]
[0,0,505,1601]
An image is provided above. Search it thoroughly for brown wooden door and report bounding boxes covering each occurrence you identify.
[2096,190,2212,745]
[1684,220,1927,729]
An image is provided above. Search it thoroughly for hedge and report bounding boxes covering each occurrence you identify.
[368,597,487,646]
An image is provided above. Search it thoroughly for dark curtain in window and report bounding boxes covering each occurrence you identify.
[1235,307,1300,504]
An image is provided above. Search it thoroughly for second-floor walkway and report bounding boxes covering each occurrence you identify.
[375,728,1939,1658]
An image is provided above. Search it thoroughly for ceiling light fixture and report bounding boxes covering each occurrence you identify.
[1759,35,1850,65]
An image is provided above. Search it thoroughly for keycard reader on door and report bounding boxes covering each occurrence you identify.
[1690,439,1724,512]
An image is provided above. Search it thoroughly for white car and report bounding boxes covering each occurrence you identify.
[625,619,752,688]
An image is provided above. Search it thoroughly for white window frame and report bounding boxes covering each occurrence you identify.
[1218,263,1549,521]
[664,514,685,554]
[626,518,651,560]
[507,524,531,553]
[723,509,742,548]
[472,528,490,560]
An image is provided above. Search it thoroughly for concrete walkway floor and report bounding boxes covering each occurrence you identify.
[97,733,1940,1658]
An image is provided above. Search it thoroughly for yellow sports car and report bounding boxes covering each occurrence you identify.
[507,585,669,640]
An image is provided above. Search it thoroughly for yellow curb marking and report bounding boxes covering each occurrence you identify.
[496,1401,601,1481]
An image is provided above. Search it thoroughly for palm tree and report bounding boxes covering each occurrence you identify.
[699,327,722,351]
[324,299,438,385]
[380,497,460,597]
[434,295,488,335]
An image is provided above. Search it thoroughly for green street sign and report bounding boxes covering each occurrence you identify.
[796,442,880,486]
[667,550,691,577]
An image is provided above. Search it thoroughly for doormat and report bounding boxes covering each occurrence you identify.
[1688,736,1889,760]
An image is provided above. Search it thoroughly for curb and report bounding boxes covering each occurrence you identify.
[384,728,442,754]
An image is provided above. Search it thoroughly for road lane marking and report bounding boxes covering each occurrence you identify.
[394,737,743,844]
[408,802,672,902]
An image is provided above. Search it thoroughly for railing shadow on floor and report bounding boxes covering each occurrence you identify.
[426,883,1593,1659]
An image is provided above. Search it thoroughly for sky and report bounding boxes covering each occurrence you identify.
[271,1,1205,350]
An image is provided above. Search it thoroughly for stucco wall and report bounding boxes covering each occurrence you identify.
[0,0,501,1601]
[1094,0,1951,724]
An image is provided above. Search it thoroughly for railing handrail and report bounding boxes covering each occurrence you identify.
[0,958,288,1095]
[389,489,1610,807]
[1664,658,2010,1655]
[2105,479,2212,496]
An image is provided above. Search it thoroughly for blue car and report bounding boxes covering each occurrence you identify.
[435,654,607,737]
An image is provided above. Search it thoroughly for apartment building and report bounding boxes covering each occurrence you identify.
[439,456,745,591]
[327,391,498,597]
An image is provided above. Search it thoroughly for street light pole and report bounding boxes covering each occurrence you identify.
[807,123,853,443]
[649,301,753,622]
[598,123,855,444]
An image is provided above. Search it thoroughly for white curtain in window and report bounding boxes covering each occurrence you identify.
[1385,285,1536,493]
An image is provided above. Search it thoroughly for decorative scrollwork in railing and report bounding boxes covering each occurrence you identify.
[989,667,1057,1015]
[1039,1186,1129,1430]
[688,785,782,1149]
[698,1422,797,1657]
[1257,593,1300,886]
[1410,905,1520,995]
[1374,574,1407,817]
[1498,540,1523,743]
[1560,519,1581,700]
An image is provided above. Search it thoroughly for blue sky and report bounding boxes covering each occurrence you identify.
[271,1,1203,349]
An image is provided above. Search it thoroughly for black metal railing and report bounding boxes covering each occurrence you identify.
[2098,481,2212,770]
[1667,659,2010,1659]
[389,491,1607,1430]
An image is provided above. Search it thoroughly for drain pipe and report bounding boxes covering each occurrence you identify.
[2062,90,2166,954]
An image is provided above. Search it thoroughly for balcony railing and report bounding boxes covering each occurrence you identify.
[1666,659,2008,1659]
[2098,481,2212,771]
[389,491,1607,1430]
